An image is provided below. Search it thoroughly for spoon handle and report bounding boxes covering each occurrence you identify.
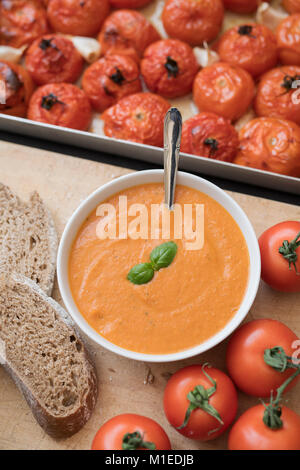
[164,107,182,210]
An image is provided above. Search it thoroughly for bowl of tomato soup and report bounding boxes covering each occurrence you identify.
[57,170,260,362]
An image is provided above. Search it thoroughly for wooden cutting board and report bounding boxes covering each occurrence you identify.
[0,141,299,450]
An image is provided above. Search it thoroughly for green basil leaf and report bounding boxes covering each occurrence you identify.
[150,241,177,271]
[127,263,154,285]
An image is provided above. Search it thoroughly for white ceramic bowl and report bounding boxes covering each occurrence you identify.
[57,170,261,363]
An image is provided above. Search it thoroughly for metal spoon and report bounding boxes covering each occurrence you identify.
[164,107,182,210]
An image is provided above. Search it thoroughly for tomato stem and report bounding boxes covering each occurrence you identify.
[278,231,300,273]
[262,367,300,430]
[122,431,156,450]
[264,346,298,372]
[177,363,224,432]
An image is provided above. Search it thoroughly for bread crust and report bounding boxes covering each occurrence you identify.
[0,272,98,439]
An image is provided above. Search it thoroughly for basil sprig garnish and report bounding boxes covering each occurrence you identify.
[127,241,177,285]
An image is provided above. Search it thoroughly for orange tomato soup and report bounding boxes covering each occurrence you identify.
[69,183,249,354]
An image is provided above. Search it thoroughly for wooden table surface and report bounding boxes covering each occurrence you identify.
[0,141,300,450]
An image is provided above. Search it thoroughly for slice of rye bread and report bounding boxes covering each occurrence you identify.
[0,271,98,438]
[0,183,57,296]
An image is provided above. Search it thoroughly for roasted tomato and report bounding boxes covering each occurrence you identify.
[162,0,224,46]
[277,14,300,66]
[98,10,160,62]
[91,414,171,450]
[282,0,300,13]
[27,82,91,130]
[141,39,198,99]
[0,60,34,117]
[226,319,300,397]
[234,117,300,177]
[0,0,49,48]
[109,0,153,7]
[25,35,83,85]
[217,23,277,78]
[47,0,110,36]
[102,92,170,147]
[223,0,270,14]
[228,405,300,450]
[193,62,255,122]
[181,112,239,162]
[254,66,300,125]
[163,365,238,441]
[259,222,300,292]
[82,54,141,112]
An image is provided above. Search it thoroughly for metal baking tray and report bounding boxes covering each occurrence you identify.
[0,113,299,195]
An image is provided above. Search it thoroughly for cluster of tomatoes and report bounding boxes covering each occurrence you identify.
[1,0,300,176]
[92,220,300,451]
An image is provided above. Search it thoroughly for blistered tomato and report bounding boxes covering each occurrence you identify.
[0,60,34,117]
[234,117,300,177]
[193,62,255,122]
[141,39,198,98]
[282,0,300,13]
[218,23,277,77]
[277,14,300,66]
[27,82,92,130]
[102,92,170,147]
[47,0,110,36]
[0,0,49,47]
[162,0,224,46]
[25,35,83,85]
[109,0,153,7]
[98,9,160,62]
[254,66,300,125]
[223,0,270,14]
[82,54,142,112]
[181,112,239,162]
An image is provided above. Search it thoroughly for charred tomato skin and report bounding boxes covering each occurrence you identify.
[102,92,170,147]
[25,34,83,85]
[234,117,300,177]
[228,405,300,450]
[282,0,300,13]
[141,39,199,98]
[254,66,300,125]
[109,0,153,7]
[0,60,34,117]
[193,62,255,122]
[98,9,160,61]
[181,112,239,162]
[223,0,270,14]
[47,0,110,36]
[162,0,224,46]
[91,414,171,450]
[0,0,49,48]
[27,82,91,130]
[218,23,277,78]
[277,14,300,66]
[82,54,142,113]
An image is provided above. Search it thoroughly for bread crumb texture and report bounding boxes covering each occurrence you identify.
[0,183,57,296]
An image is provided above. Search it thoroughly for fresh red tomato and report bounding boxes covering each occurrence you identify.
[91,414,171,450]
[226,319,300,397]
[259,221,300,292]
[163,364,238,441]
[228,404,300,450]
